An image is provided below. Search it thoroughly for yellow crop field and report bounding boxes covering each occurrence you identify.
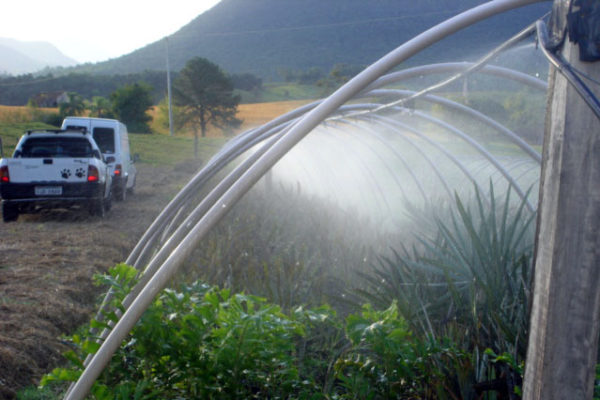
[149,99,312,137]
[0,100,313,136]
[0,105,59,124]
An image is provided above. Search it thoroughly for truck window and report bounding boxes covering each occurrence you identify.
[92,128,115,154]
[20,137,93,158]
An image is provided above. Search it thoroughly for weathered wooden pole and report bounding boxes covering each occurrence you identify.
[523,1,600,399]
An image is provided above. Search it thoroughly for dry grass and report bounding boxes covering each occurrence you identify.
[0,165,200,398]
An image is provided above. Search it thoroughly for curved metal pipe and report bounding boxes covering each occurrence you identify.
[66,1,546,398]
[536,20,600,120]
[406,108,535,211]
[363,62,548,94]
[368,114,489,200]
[361,89,542,163]
[331,119,431,203]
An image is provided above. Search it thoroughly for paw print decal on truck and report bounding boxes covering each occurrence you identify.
[61,169,72,179]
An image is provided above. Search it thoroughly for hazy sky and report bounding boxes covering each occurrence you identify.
[0,0,221,63]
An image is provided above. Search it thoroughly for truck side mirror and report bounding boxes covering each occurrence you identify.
[106,156,116,164]
[132,153,140,163]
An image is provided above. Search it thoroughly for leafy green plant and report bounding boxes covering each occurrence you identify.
[41,265,333,398]
[356,184,536,384]
[334,302,470,399]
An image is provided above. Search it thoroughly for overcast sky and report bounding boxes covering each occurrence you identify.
[0,0,221,63]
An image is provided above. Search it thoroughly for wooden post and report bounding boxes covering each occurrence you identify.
[523,4,600,399]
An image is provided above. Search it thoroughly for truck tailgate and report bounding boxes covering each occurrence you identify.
[6,158,90,183]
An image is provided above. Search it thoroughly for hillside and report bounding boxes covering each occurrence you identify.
[75,0,550,80]
[0,38,78,75]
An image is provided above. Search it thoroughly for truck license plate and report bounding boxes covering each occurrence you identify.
[35,186,62,196]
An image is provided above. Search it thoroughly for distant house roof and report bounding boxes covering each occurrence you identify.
[29,91,69,108]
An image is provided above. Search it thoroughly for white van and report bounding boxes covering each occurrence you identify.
[61,117,137,201]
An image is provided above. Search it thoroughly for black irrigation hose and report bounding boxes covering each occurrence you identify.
[536,20,600,120]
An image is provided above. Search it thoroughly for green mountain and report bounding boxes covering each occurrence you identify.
[78,0,550,80]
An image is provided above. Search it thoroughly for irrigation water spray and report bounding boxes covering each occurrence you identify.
[65,1,551,398]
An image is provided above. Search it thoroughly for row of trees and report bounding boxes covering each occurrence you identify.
[46,58,242,150]
[54,83,154,132]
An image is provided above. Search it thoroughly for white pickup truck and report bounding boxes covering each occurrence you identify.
[0,129,112,222]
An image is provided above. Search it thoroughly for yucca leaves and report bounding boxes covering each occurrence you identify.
[358,183,536,359]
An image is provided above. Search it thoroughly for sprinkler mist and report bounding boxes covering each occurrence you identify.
[64,0,551,398]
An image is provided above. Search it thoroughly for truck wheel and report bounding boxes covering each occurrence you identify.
[116,184,126,202]
[89,198,106,218]
[2,203,18,222]
[105,193,112,211]
[127,176,136,195]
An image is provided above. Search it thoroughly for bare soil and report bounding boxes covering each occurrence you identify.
[0,163,198,399]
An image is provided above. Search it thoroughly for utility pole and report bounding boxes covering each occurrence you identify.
[165,36,174,137]
[523,1,600,399]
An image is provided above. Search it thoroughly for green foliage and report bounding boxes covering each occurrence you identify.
[230,73,263,92]
[37,264,475,399]
[335,302,470,399]
[87,96,115,119]
[174,57,242,141]
[153,97,188,134]
[503,91,545,145]
[357,184,536,385]
[0,71,169,106]
[183,184,376,314]
[110,83,154,133]
[317,63,365,94]
[40,265,324,398]
[58,92,85,118]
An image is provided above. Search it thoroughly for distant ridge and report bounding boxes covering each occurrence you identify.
[74,0,550,80]
[0,38,78,75]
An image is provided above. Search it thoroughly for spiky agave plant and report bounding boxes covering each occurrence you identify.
[356,183,536,359]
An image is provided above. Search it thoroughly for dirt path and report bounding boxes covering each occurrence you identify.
[0,164,196,399]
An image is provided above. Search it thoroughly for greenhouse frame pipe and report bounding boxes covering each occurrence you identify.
[66,1,546,398]
[91,131,288,350]
[87,121,296,342]
[360,19,542,110]
[130,30,549,269]
[351,116,455,200]
[362,89,542,163]
[536,20,600,120]
[355,105,532,208]
[362,62,548,94]
[156,120,300,247]
[367,114,489,200]
[136,58,547,261]
[91,84,537,363]
[407,108,535,211]
[330,119,431,203]
[150,58,548,251]
[323,124,411,210]
[130,118,298,266]
[125,102,320,267]
[309,125,393,212]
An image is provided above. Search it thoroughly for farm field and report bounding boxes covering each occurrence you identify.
[0,100,310,398]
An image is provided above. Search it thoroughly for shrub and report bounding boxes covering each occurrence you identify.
[355,183,536,397]
[334,302,470,399]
